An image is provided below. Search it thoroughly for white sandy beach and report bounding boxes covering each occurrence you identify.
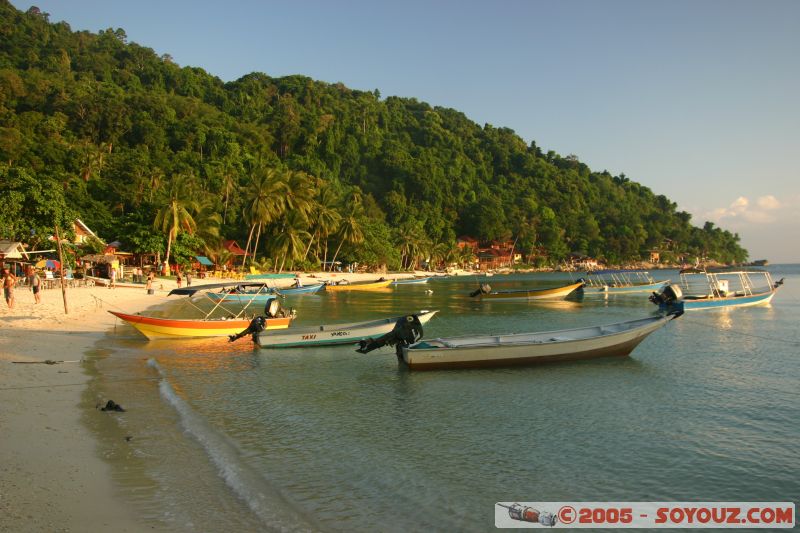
[0,271,417,531]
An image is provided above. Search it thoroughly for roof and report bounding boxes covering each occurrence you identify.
[0,240,28,259]
[74,219,99,239]
[223,240,247,255]
[195,255,214,266]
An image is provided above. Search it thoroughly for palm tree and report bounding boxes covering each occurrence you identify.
[304,183,341,264]
[153,174,199,271]
[396,221,427,270]
[330,213,364,271]
[193,196,222,258]
[242,167,287,267]
[272,212,311,272]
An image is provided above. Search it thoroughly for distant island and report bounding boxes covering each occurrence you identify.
[0,1,748,273]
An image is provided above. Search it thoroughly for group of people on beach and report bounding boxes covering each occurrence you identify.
[1,266,42,309]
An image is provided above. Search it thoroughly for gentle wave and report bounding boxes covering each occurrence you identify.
[149,358,322,533]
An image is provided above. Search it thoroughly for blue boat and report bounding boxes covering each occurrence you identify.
[392,277,431,285]
[650,268,783,311]
[275,282,325,295]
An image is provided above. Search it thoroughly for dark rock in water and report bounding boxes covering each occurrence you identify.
[100,400,125,412]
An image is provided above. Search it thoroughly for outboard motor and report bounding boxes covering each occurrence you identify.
[356,315,424,356]
[649,283,683,307]
[265,298,281,317]
[774,277,785,288]
[228,316,266,343]
[469,283,492,297]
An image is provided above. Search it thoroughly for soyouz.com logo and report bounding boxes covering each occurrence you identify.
[495,502,795,528]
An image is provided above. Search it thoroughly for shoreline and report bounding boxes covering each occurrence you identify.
[0,271,416,531]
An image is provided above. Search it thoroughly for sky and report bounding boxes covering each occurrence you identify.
[12,0,800,262]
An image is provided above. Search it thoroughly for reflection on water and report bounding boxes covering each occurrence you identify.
[88,268,800,532]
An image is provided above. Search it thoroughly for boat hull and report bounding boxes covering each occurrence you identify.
[480,280,584,300]
[582,280,668,294]
[325,279,393,291]
[392,277,431,285]
[276,283,325,295]
[670,290,775,311]
[109,311,292,340]
[257,310,437,348]
[402,314,673,370]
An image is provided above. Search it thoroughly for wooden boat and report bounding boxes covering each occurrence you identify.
[650,268,783,311]
[392,277,431,285]
[581,269,668,294]
[399,310,682,370]
[324,278,393,292]
[275,282,325,295]
[255,310,438,348]
[108,281,294,339]
[471,279,585,300]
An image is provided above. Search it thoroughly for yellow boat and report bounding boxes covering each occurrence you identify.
[325,278,393,292]
[108,281,293,340]
[108,311,292,340]
[471,279,585,300]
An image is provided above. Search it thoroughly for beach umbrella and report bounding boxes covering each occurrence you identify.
[35,259,60,269]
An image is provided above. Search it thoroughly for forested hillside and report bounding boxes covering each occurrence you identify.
[0,1,748,270]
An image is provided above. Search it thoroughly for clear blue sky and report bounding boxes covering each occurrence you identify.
[13,0,800,262]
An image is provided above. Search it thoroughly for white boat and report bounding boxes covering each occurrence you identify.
[254,310,438,348]
[399,311,682,370]
[651,268,783,311]
[581,269,668,294]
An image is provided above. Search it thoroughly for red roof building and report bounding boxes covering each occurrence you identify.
[223,240,247,255]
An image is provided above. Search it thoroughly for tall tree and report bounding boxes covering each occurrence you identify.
[153,173,199,271]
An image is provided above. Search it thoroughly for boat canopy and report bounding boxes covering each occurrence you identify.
[168,282,270,297]
[587,269,652,275]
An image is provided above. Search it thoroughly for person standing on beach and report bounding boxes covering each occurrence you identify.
[146,269,154,292]
[2,268,16,309]
[176,271,182,288]
[186,270,192,287]
[27,266,41,304]
[109,266,116,289]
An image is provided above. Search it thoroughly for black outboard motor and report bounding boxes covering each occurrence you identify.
[649,283,683,307]
[356,315,424,356]
[228,316,266,342]
[469,283,492,297]
[774,277,785,288]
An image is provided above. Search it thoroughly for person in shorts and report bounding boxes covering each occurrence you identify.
[2,268,16,309]
[27,266,41,304]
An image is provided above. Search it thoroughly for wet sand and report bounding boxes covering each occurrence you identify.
[0,271,416,531]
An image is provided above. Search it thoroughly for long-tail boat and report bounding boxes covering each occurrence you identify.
[324,278,393,291]
[470,279,585,300]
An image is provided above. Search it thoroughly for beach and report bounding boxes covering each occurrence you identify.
[0,271,412,532]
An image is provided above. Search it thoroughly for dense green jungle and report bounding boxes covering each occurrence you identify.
[0,1,748,271]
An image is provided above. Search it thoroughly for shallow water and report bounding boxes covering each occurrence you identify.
[88,267,800,531]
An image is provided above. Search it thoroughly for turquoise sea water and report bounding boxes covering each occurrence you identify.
[88,266,800,532]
